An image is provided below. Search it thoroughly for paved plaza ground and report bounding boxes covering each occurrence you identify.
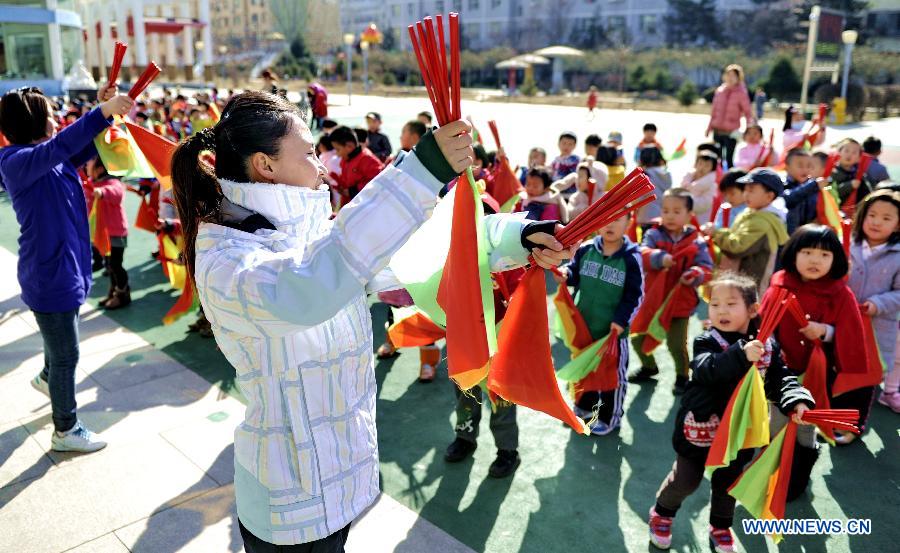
[0,95,897,552]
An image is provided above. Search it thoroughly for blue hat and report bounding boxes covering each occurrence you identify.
[737,168,784,197]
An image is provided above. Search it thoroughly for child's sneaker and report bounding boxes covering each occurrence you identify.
[376,338,398,359]
[50,421,107,453]
[878,391,900,414]
[648,507,673,549]
[589,420,619,436]
[30,373,50,398]
[628,366,659,383]
[709,526,736,553]
[488,449,521,478]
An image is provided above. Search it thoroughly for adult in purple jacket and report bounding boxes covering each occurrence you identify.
[0,84,133,453]
[706,64,755,170]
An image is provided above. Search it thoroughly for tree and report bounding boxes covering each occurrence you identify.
[676,80,698,106]
[652,68,674,93]
[664,0,722,47]
[628,65,647,92]
[764,57,802,100]
[381,27,397,51]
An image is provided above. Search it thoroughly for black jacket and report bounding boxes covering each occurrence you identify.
[673,325,814,460]
[367,131,392,162]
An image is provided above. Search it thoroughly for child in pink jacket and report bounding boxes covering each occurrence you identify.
[86,156,130,309]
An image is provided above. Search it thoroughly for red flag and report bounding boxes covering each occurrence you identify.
[488,267,588,433]
[575,328,621,398]
[832,308,885,396]
[133,181,160,233]
[124,122,176,189]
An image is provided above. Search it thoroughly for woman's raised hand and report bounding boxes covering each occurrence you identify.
[433,120,474,175]
[100,95,135,119]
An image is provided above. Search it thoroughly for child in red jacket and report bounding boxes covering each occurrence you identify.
[330,125,384,207]
[86,156,130,309]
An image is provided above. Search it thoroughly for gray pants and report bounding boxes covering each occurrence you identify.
[769,403,817,448]
[454,386,518,451]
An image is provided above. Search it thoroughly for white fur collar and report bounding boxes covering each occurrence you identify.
[218,178,331,237]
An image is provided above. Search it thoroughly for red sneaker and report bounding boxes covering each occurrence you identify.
[648,507,673,549]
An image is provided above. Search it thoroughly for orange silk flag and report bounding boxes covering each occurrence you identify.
[163,275,198,325]
[388,311,447,348]
[88,199,111,257]
[488,267,589,434]
[436,170,495,390]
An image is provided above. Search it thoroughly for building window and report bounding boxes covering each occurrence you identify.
[251,14,258,24]
[608,16,626,30]
[0,23,50,78]
[468,0,479,10]
[466,21,481,41]
[489,21,502,37]
[640,14,656,34]
[408,3,415,16]
[453,0,462,11]
[491,0,502,8]
[436,1,444,12]
[391,5,401,17]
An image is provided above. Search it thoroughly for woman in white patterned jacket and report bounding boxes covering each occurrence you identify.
[171,92,573,551]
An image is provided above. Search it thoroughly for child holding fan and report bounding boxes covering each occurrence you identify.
[647,273,814,553]
[847,190,900,413]
[554,213,644,435]
[629,188,713,395]
[86,156,131,309]
[762,225,871,449]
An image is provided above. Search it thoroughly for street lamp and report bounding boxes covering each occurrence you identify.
[360,40,370,95]
[840,29,858,100]
[343,33,354,105]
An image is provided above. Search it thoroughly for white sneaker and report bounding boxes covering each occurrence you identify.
[51,421,107,453]
[31,373,50,398]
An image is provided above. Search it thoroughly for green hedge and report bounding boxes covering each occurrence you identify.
[350,45,897,94]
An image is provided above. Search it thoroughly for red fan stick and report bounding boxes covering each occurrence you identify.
[449,13,461,120]
[557,169,644,240]
[436,14,448,99]
[721,203,732,227]
[488,120,502,150]
[557,173,652,243]
[107,41,128,87]
[416,21,449,123]
[822,152,841,182]
[855,153,873,181]
[558,187,653,245]
[407,26,440,116]
[129,62,161,100]
[842,219,852,256]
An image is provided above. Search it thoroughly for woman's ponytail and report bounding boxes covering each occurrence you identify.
[171,129,220,284]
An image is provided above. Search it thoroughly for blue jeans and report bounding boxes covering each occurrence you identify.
[32,309,80,432]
